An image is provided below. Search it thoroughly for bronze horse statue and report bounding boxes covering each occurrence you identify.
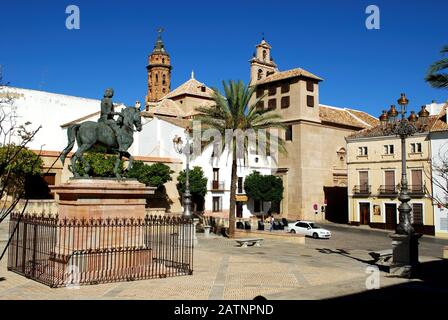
[60,107,142,178]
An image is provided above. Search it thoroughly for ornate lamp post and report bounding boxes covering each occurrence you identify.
[379,93,425,278]
[173,127,192,218]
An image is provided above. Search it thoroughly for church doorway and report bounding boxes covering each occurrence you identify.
[323,187,348,224]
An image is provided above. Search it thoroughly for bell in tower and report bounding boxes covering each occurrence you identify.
[146,28,172,104]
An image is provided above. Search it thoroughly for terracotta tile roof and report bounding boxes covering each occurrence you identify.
[346,109,380,127]
[319,104,376,129]
[347,114,440,139]
[156,115,192,128]
[255,68,323,85]
[162,77,214,100]
[429,103,448,132]
[146,99,186,117]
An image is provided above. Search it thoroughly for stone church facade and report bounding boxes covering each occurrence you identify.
[248,38,379,222]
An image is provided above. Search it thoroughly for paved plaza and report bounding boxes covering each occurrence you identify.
[0,223,447,300]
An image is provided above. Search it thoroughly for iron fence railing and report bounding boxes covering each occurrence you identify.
[352,185,371,195]
[7,213,194,288]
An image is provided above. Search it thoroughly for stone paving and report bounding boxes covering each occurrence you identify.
[2,229,442,300]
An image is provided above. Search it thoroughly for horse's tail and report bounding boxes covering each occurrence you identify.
[60,124,80,165]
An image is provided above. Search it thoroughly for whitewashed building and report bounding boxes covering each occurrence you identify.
[429,102,448,239]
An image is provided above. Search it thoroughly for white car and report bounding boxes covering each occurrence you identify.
[288,221,332,239]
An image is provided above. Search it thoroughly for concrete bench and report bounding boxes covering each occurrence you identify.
[235,238,264,248]
[369,249,393,263]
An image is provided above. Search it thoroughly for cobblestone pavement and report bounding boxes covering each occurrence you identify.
[0,228,446,300]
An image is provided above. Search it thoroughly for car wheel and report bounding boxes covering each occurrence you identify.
[290,229,296,234]
[312,233,319,239]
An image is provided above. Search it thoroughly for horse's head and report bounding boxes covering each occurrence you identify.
[121,107,142,132]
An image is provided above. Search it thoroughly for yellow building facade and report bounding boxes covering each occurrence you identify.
[346,110,448,236]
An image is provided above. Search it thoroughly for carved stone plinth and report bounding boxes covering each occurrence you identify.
[388,233,422,278]
[50,178,155,219]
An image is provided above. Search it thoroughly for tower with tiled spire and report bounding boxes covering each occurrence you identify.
[249,36,278,85]
[146,28,172,104]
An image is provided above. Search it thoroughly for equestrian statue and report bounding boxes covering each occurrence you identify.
[60,88,142,178]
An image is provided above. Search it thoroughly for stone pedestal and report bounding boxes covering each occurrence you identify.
[50,178,155,219]
[389,233,422,278]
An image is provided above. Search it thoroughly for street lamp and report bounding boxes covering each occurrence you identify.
[173,126,193,219]
[379,93,426,278]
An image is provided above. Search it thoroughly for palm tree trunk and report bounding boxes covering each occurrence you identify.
[228,152,237,238]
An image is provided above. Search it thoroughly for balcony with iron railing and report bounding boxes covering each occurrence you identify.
[378,185,399,197]
[352,185,371,196]
[211,180,225,191]
[408,184,425,197]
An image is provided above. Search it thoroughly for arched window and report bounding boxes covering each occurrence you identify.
[162,58,165,64]
[162,74,166,85]
[155,73,158,84]
[257,69,263,80]
[262,50,267,61]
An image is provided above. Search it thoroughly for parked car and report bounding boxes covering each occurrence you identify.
[288,221,331,239]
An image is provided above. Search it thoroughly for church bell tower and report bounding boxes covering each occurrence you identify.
[146,28,172,104]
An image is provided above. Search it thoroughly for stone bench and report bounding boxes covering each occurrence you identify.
[369,249,393,263]
[235,238,264,248]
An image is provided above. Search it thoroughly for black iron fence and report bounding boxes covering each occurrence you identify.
[7,213,194,288]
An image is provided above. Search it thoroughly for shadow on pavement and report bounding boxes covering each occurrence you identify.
[321,258,448,301]
[316,248,389,272]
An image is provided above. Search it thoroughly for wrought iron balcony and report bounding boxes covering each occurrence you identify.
[353,185,371,196]
[408,185,425,197]
[211,180,225,191]
[378,185,399,197]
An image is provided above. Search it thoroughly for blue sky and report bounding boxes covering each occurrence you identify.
[1,0,447,116]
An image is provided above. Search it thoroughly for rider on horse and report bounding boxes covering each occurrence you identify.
[98,88,125,153]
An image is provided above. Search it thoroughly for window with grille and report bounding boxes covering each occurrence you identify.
[412,203,423,225]
[281,96,290,108]
[268,86,276,96]
[268,99,276,110]
[256,88,264,98]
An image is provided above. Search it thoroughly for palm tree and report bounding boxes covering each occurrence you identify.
[195,80,286,238]
[425,45,448,89]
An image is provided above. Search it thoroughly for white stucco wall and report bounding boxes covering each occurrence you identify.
[430,131,448,238]
[140,116,274,218]
[0,87,107,152]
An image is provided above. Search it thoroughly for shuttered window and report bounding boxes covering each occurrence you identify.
[359,171,369,186]
[385,171,395,187]
[412,203,423,225]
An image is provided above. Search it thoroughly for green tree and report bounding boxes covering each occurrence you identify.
[0,144,42,199]
[176,166,207,211]
[244,171,283,204]
[195,80,285,237]
[79,152,124,177]
[127,161,173,188]
[425,45,448,89]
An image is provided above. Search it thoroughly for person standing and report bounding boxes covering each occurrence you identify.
[269,215,274,232]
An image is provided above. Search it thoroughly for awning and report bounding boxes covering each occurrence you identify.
[235,195,248,202]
